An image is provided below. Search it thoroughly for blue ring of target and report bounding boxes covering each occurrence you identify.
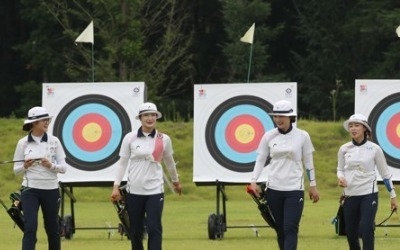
[205,95,274,173]
[375,104,400,156]
[369,93,400,169]
[62,104,122,162]
[52,94,131,171]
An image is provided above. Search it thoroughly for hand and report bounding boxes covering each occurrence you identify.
[110,186,121,202]
[391,197,398,212]
[173,182,182,195]
[309,186,319,203]
[338,177,347,187]
[24,159,37,169]
[249,182,261,198]
[40,158,53,168]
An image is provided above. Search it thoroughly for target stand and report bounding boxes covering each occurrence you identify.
[58,182,129,240]
[203,180,271,240]
[193,82,298,239]
[42,82,146,239]
[355,80,400,180]
[354,80,400,231]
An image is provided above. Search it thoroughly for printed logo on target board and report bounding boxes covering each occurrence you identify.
[355,80,400,180]
[193,82,297,184]
[42,82,146,183]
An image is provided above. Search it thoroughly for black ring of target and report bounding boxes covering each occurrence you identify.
[369,93,400,169]
[205,95,273,173]
[53,94,131,171]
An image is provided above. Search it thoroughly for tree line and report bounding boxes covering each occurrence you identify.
[1,0,399,120]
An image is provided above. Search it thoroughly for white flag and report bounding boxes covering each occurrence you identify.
[396,25,400,38]
[240,23,255,44]
[75,21,94,44]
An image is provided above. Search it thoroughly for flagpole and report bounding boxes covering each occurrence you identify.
[91,43,94,82]
[246,44,254,83]
[240,23,255,83]
[75,20,94,82]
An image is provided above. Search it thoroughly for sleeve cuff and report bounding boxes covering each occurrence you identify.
[390,189,397,199]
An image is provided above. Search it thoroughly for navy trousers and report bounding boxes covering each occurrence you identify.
[126,193,164,250]
[266,189,304,250]
[21,188,60,250]
[343,193,378,250]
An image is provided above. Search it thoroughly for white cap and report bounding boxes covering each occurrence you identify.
[135,102,162,120]
[268,100,297,116]
[343,113,371,132]
[23,106,53,131]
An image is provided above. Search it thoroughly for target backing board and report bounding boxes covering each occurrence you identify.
[42,82,146,183]
[193,82,297,184]
[355,79,400,181]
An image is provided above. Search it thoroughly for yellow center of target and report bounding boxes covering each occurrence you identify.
[235,124,255,143]
[397,124,400,137]
[82,123,102,142]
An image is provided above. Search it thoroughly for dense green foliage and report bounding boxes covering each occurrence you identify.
[1,1,400,120]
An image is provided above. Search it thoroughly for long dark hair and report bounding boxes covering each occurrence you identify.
[364,128,372,140]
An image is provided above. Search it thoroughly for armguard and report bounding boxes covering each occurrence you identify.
[383,178,396,198]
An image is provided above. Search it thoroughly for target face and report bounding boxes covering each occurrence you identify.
[205,95,274,172]
[193,82,297,184]
[355,80,400,181]
[368,93,400,169]
[42,82,146,183]
[53,94,131,171]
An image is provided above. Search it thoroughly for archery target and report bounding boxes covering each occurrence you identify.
[193,82,297,184]
[42,82,146,183]
[355,80,400,181]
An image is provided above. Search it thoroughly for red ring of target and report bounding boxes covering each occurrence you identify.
[73,113,112,152]
[387,113,400,148]
[225,115,263,153]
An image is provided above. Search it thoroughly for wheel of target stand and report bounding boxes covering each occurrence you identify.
[208,214,217,239]
[63,215,74,239]
[207,213,225,240]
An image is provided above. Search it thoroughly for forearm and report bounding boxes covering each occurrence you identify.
[251,154,268,182]
[50,159,67,173]
[303,153,316,186]
[383,177,396,198]
[113,157,129,186]
[13,162,26,175]
[163,156,179,182]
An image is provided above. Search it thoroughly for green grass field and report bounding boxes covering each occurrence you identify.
[1,194,400,250]
[1,118,400,249]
